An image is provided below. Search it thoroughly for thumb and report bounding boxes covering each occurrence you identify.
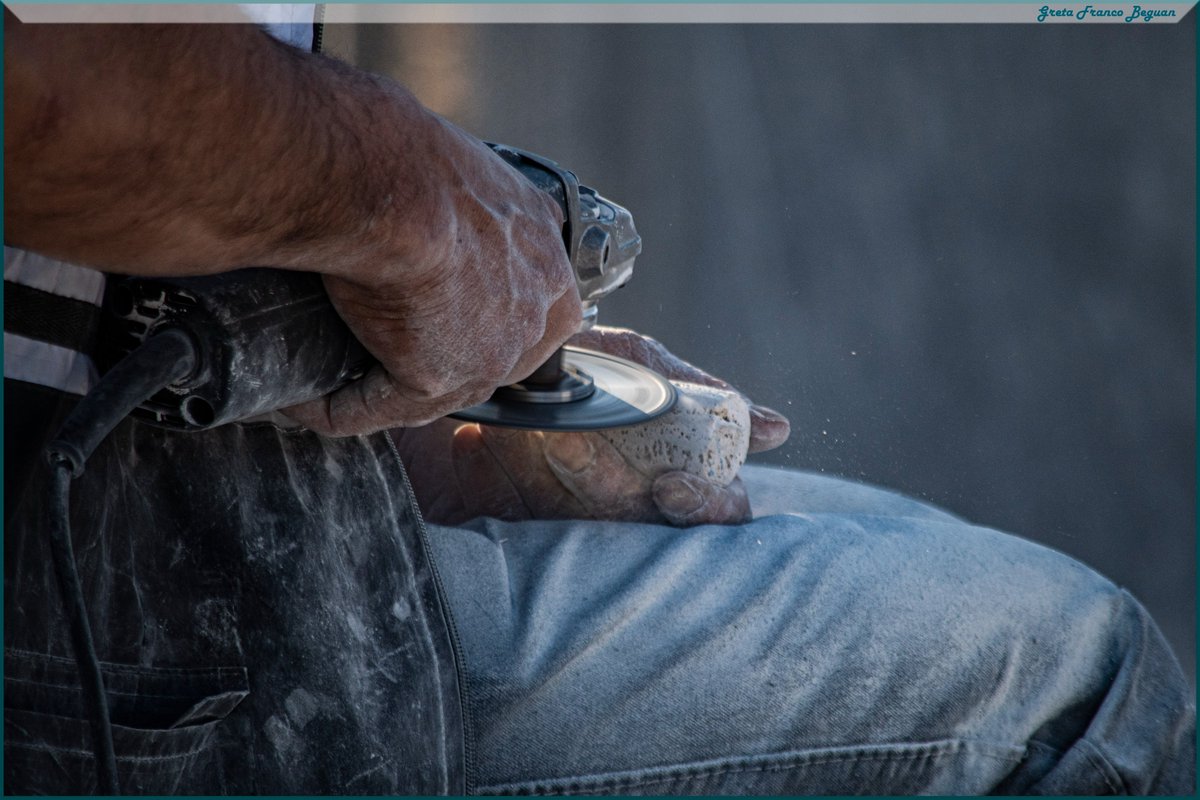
[652,472,751,527]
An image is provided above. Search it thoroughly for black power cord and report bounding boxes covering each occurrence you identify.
[44,328,198,795]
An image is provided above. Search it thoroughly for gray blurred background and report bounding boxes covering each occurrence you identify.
[326,19,1196,683]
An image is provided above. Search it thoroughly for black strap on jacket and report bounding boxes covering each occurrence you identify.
[3,280,102,357]
[312,4,325,54]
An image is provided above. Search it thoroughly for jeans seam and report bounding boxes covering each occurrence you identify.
[1023,737,1129,796]
[478,739,1026,795]
[1074,738,1128,795]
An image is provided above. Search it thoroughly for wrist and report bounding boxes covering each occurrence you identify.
[262,65,461,285]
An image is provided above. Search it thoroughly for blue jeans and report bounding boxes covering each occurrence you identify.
[427,466,1195,795]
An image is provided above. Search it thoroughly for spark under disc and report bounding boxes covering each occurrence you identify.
[451,346,676,431]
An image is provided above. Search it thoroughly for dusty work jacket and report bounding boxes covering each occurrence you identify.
[2,10,466,793]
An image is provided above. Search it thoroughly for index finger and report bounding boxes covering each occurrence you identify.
[283,365,493,436]
[571,327,791,454]
[570,327,733,391]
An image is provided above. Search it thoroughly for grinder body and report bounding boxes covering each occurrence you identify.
[103,268,371,429]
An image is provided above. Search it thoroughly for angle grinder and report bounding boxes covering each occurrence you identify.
[103,144,676,432]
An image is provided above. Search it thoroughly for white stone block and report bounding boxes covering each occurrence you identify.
[600,381,750,486]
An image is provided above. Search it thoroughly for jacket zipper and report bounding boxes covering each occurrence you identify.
[308,6,471,788]
[386,432,476,795]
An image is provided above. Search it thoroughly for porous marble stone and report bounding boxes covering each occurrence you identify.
[600,381,750,486]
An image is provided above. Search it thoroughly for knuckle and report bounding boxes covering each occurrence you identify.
[532,187,565,225]
[552,256,577,293]
[639,333,667,356]
[518,312,546,349]
[605,328,647,361]
[559,297,583,329]
[458,383,497,411]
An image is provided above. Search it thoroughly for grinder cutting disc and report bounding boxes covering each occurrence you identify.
[451,345,676,431]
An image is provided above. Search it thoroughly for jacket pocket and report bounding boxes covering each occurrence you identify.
[4,648,249,795]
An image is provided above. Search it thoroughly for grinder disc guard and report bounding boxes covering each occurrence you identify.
[452,346,676,431]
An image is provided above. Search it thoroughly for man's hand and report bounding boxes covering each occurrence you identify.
[395,327,791,527]
[5,19,578,434]
[284,117,581,434]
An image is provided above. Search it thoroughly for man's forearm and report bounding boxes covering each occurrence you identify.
[6,17,582,431]
[4,17,435,277]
